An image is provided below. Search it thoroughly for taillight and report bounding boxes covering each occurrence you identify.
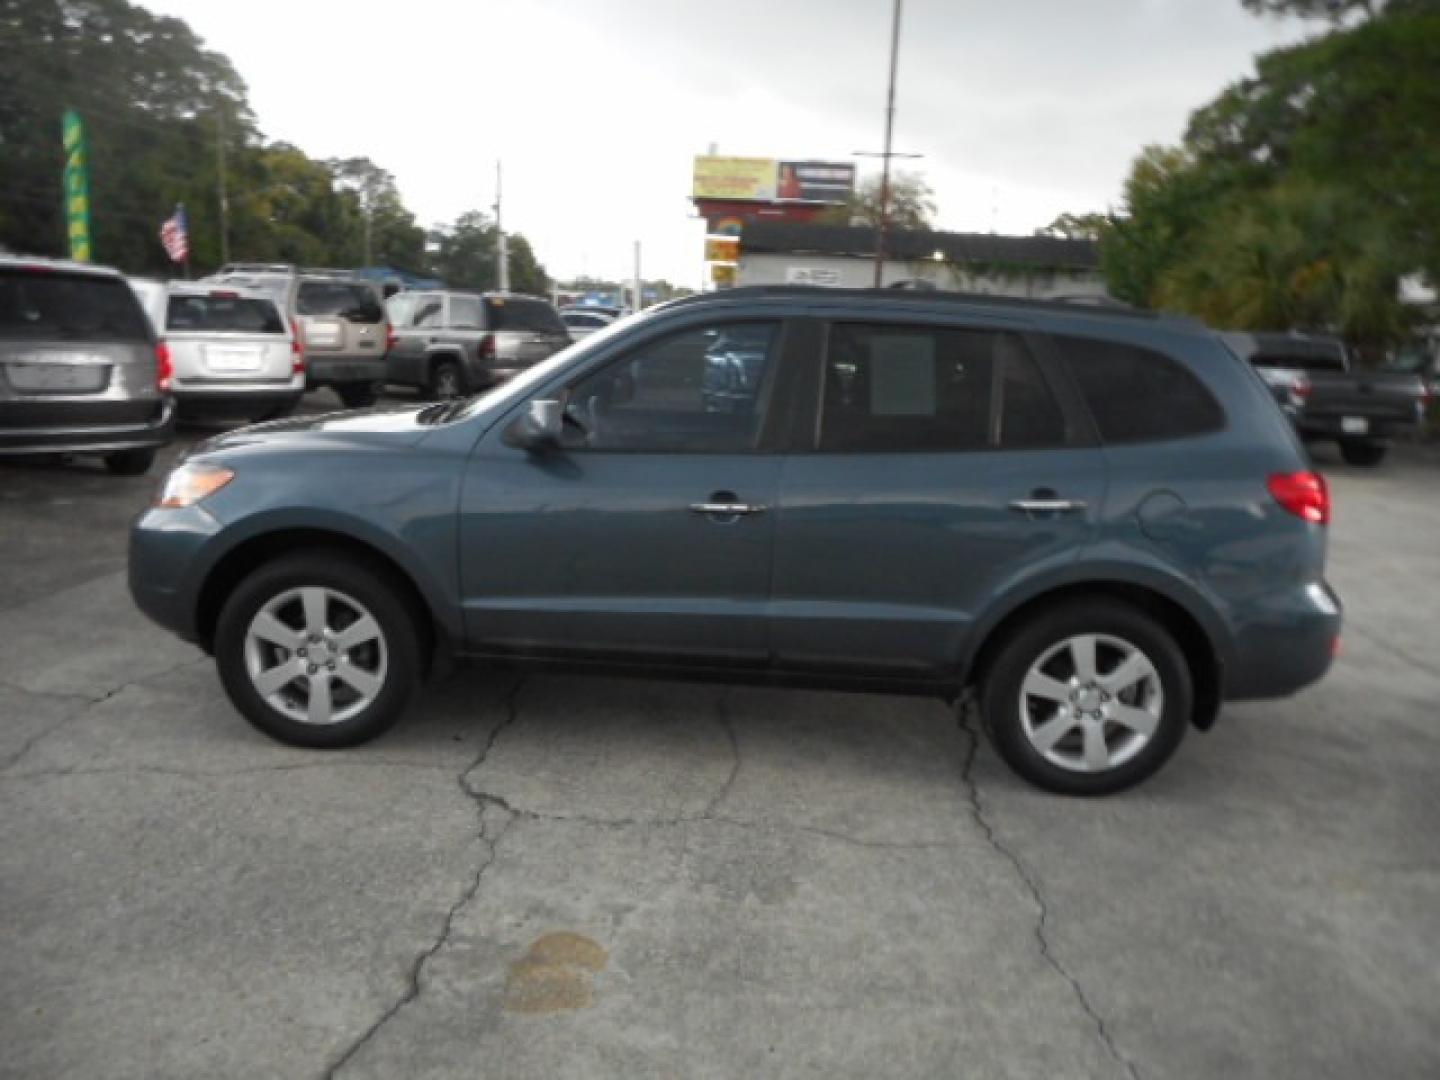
[289,317,305,374]
[480,334,496,359]
[385,321,398,351]
[155,341,173,392]
[1267,470,1329,525]
[1291,373,1312,401]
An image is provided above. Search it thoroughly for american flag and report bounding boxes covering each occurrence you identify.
[159,204,188,263]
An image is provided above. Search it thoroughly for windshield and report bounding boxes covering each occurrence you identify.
[438,309,650,423]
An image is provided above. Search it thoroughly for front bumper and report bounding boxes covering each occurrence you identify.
[305,355,387,386]
[0,396,174,455]
[129,502,222,644]
[1226,579,1343,700]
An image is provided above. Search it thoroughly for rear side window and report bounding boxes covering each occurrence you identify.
[296,281,383,323]
[447,295,483,329]
[487,298,565,333]
[818,323,1067,452]
[1056,335,1224,443]
[0,270,150,343]
[166,295,284,334]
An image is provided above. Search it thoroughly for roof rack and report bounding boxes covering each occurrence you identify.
[661,285,1180,323]
[216,262,294,275]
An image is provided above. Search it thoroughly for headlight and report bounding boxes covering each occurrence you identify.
[156,462,235,508]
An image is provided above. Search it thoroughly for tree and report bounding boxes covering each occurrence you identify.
[1092,0,1440,345]
[425,211,551,296]
[326,157,425,271]
[1240,0,1378,19]
[1037,212,1108,241]
[818,171,936,231]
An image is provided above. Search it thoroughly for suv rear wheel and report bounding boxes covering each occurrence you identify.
[430,358,466,400]
[104,448,156,476]
[214,551,422,748]
[980,599,1191,795]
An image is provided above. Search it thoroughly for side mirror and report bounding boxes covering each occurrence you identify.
[505,398,563,451]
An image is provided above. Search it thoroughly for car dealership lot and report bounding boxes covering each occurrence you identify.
[1,408,1437,1079]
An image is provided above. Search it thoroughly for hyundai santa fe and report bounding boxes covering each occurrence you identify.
[130,287,1341,794]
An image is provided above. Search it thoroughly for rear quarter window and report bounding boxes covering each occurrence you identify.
[1054,334,1225,443]
[0,270,151,344]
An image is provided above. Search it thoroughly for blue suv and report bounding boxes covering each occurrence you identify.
[130,287,1341,794]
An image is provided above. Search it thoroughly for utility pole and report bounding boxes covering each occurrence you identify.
[362,180,373,267]
[495,160,510,292]
[873,0,903,288]
[216,104,230,266]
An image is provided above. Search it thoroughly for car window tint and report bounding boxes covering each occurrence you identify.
[165,296,284,334]
[1249,349,1345,374]
[562,321,781,452]
[411,296,445,329]
[1056,335,1225,443]
[296,281,383,323]
[491,298,564,333]
[818,323,1065,452]
[448,295,483,329]
[0,270,150,343]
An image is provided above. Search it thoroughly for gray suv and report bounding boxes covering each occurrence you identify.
[1,256,173,475]
[130,287,1341,795]
[204,265,389,407]
[385,290,571,397]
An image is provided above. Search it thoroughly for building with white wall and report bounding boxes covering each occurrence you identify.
[737,222,1106,300]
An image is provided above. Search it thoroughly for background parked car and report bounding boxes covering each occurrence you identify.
[1225,330,1428,466]
[136,282,303,422]
[202,265,389,408]
[560,308,614,338]
[1,255,172,474]
[385,290,571,398]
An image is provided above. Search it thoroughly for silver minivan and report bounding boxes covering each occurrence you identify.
[385,291,571,397]
[1,256,173,475]
[204,266,389,408]
[138,282,303,421]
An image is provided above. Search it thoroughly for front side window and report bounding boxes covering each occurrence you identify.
[447,295,483,329]
[818,323,1066,452]
[1056,335,1225,444]
[561,321,781,452]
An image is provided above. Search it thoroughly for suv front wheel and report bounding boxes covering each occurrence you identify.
[980,599,1192,795]
[214,552,422,748]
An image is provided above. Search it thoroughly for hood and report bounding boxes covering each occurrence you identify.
[192,403,440,456]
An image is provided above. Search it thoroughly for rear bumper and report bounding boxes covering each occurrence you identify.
[1226,579,1342,700]
[305,356,386,386]
[0,397,174,455]
[1298,415,1416,441]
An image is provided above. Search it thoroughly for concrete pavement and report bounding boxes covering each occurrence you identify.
[1,431,1437,1079]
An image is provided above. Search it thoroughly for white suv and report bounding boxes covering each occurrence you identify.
[138,282,303,421]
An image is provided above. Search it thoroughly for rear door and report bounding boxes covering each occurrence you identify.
[296,280,385,361]
[770,317,1106,679]
[163,291,291,383]
[0,267,158,424]
[384,292,440,386]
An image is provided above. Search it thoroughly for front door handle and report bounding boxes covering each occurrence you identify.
[1010,499,1087,514]
[689,502,767,516]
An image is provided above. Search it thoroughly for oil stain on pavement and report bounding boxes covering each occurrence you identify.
[503,932,609,1014]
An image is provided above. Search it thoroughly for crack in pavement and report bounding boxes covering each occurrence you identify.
[0,656,209,773]
[0,760,460,784]
[1342,620,1440,682]
[702,688,742,817]
[322,677,527,1079]
[956,709,1142,1080]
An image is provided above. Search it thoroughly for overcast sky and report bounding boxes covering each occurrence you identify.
[143,0,1309,288]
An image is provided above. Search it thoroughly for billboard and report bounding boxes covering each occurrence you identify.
[693,156,855,205]
[704,236,740,263]
[776,161,855,204]
[693,157,776,201]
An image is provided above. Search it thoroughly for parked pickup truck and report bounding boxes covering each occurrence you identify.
[1224,331,1429,466]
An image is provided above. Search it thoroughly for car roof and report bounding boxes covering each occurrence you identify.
[656,285,1196,328]
[0,254,124,279]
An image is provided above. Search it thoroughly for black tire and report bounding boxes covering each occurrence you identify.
[254,400,298,422]
[213,551,423,748]
[103,447,156,476]
[979,599,1192,796]
[429,358,466,400]
[1339,439,1387,467]
[336,382,379,409]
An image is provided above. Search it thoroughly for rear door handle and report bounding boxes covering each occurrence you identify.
[1010,499,1087,513]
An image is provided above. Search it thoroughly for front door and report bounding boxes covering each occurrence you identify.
[771,319,1106,679]
[458,318,790,664]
